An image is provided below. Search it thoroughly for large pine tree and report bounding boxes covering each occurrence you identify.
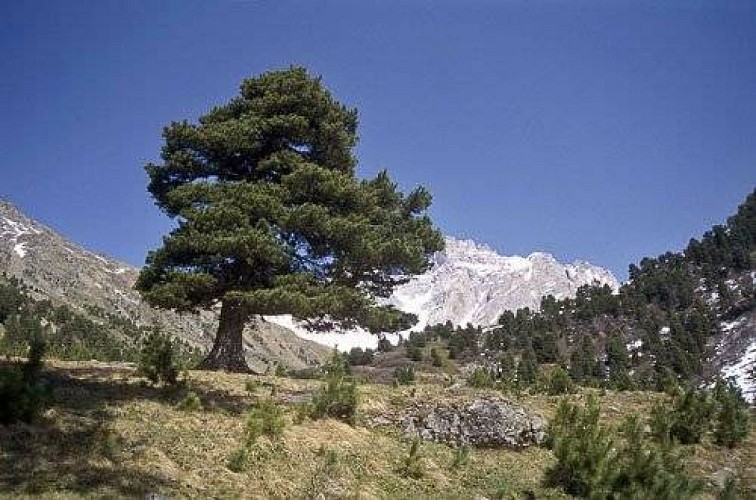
[137,67,444,372]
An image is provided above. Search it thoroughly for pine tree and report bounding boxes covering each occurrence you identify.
[711,378,750,448]
[137,67,443,371]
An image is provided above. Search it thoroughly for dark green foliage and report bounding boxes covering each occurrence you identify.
[176,390,202,411]
[347,347,374,366]
[136,66,443,371]
[478,190,756,391]
[376,336,394,353]
[711,378,750,448]
[517,348,539,387]
[569,335,602,385]
[686,189,755,274]
[430,347,444,367]
[405,330,427,361]
[0,274,26,325]
[227,447,250,472]
[394,365,415,385]
[311,350,359,424]
[545,396,702,499]
[246,398,286,444]
[650,386,713,445]
[546,366,576,395]
[274,363,288,377]
[138,330,182,386]
[406,344,423,362]
[0,331,49,424]
[467,366,495,389]
[609,415,703,499]
[0,275,167,363]
[545,395,615,496]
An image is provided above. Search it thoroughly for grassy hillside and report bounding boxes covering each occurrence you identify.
[1,360,753,499]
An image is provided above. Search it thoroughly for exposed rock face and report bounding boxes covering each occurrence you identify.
[403,397,546,449]
[703,271,756,402]
[0,199,329,371]
[389,237,620,331]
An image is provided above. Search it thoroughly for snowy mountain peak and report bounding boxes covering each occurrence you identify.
[386,235,620,333]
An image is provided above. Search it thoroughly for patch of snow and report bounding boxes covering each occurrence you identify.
[13,242,27,258]
[104,266,129,275]
[721,339,756,404]
[1,216,40,258]
[265,315,403,351]
[721,318,747,333]
[626,339,643,351]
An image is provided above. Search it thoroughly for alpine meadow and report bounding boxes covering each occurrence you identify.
[1,3,755,498]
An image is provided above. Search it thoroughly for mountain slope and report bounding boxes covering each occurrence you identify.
[0,199,329,372]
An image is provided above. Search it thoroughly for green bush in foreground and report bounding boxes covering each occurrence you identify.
[0,331,49,424]
[650,380,749,448]
[546,366,576,395]
[711,378,750,448]
[545,395,702,499]
[138,330,182,386]
[310,350,359,424]
[247,398,286,444]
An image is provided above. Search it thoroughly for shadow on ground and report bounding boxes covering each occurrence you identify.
[0,361,251,497]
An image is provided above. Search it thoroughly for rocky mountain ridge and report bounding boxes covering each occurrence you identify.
[389,236,619,329]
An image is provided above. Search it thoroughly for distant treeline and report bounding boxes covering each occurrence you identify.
[0,274,202,364]
[404,189,755,390]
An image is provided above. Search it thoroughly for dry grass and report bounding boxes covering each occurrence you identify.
[0,360,753,498]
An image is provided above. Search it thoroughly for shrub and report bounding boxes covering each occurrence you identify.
[711,378,750,448]
[430,347,444,367]
[310,350,359,424]
[348,347,374,366]
[406,344,423,362]
[544,395,614,496]
[545,396,702,499]
[274,363,288,377]
[176,390,202,411]
[394,365,416,385]
[0,331,49,424]
[377,336,393,353]
[246,398,286,444]
[612,415,702,499]
[546,366,576,395]
[467,366,495,389]
[245,378,261,393]
[650,386,713,445]
[138,330,182,386]
[227,447,249,472]
[399,437,424,479]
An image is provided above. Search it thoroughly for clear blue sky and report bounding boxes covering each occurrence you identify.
[2,1,755,279]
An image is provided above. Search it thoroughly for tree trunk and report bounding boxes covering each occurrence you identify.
[197,299,252,373]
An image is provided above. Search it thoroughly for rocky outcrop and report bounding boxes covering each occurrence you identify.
[402,397,546,449]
